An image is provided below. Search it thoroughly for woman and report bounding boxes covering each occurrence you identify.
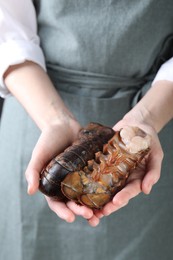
[0,0,173,259]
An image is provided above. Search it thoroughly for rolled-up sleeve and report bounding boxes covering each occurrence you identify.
[0,0,46,97]
[152,57,173,85]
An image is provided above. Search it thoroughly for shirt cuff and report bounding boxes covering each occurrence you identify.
[152,57,173,85]
[0,40,46,98]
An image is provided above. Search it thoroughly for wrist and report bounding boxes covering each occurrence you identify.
[4,61,80,133]
[43,111,81,141]
[122,104,156,132]
[123,80,173,133]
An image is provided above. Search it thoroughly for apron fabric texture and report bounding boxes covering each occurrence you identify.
[0,1,173,259]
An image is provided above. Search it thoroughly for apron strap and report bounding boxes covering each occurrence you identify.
[47,64,150,90]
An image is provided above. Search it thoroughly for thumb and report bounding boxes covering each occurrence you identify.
[24,130,56,195]
[25,163,40,195]
[25,148,45,195]
[142,150,163,194]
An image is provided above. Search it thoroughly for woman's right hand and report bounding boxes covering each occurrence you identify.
[25,119,100,226]
[4,61,100,226]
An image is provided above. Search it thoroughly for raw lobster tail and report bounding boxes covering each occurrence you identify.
[39,122,115,200]
[39,123,151,209]
[61,126,151,208]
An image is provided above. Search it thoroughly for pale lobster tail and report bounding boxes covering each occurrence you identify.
[61,126,151,209]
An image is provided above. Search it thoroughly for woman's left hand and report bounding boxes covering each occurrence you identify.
[94,119,163,219]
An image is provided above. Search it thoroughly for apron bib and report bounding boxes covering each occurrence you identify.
[0,1,173,259]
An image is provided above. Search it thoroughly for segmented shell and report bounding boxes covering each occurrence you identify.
[61,126,151,209]
[39,122,115,200]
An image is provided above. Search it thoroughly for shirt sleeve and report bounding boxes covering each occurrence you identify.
[152,57,173,85]
[0,0,46,98]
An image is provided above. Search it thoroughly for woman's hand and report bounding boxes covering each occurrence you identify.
[4,61,100,226]
[94,117,164,219]
[94,80,173,218]
[25,119,100,226]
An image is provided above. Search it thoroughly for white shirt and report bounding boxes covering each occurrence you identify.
[0,0,45,97]
[0,0,173,98]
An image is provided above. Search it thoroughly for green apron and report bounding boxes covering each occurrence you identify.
[0,1,173,259]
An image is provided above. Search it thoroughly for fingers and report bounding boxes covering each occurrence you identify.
[25,129,63,195]
[102,178,141,216]
[87,215,100,227]
[26,169,40,195]
[93,210,104,219]
[25,129,101,226]
[25,152,45,195]
[66,201,93,219]
[142,148,163,194]
[46,197,75,223]
[25,156,42,195]
[46,199,100,226]
[66,201,100,227]
[141,132,163,194]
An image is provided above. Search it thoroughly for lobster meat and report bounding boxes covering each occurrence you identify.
[39,122,151,209]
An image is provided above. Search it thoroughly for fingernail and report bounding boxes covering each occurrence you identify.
[65,214,75,223]
[104,210,111,216]
[88,218,99,227]
[27,184,31,194]
[121,202,128,208]
[27,184,35,195]
[146,184,152,194]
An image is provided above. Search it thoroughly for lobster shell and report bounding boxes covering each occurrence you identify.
[39,122,115,200]
[39,123,151,209]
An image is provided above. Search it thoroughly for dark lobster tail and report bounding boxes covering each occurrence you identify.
[39,122,115,200]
